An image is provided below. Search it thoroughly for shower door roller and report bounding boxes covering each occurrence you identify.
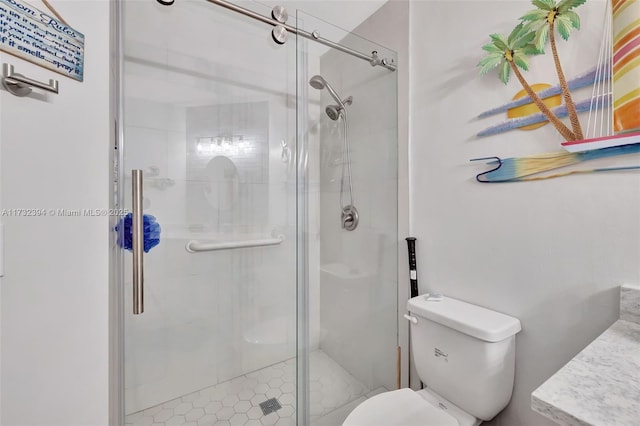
[272,25,287,45]
[132,169,144,314]
[271,5,288,23]
[271,5,288,44]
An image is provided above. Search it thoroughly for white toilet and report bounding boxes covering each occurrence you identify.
[343,294,522,426]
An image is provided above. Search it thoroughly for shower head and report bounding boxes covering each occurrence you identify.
[309,75,345,109]
[309,75,326,90]
[325,105,343,121]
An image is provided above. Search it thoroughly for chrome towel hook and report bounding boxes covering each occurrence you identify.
[1,63,59,97]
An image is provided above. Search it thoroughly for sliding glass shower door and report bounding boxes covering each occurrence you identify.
[120,1,298,424]
[296,10,399,425]
[118,1,398,426]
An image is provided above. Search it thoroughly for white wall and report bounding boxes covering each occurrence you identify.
[409,1,639,425]
[0,1,111,425]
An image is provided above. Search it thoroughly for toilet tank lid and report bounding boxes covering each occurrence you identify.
[407,295,521,342]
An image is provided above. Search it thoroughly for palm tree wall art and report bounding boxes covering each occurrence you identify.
[479,23,578,141]
[521,0,587,140]
[473,0,640,181]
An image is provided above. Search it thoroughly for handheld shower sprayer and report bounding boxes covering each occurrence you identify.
[309,75,344,108]
[309,75,353,121]
[308,75,359,231]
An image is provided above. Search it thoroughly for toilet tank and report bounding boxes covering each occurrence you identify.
[407,295,521,421]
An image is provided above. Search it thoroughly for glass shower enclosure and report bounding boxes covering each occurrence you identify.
[115,1,398,425]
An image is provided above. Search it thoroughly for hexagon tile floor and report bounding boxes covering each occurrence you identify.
[126,350,384,426]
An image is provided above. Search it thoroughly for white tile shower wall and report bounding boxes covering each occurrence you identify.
[409,1,639,425]
[301,37,323,352]
[0,1,111,424]
[317,18,399,391]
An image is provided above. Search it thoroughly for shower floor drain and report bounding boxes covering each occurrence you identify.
[259,398,282,415]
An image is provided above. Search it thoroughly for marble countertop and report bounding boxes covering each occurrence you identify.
[532,285,640,426]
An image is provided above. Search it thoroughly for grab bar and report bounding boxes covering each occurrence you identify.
[186,235,284,253]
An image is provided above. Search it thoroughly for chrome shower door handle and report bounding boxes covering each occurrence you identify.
[132,169,144,315]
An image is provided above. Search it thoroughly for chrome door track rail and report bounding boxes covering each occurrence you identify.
[159,0,397,71]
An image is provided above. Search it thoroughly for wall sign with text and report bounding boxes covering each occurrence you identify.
[0,0,84,81]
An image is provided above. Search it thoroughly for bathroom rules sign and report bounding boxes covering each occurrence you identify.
[0,0,84,81]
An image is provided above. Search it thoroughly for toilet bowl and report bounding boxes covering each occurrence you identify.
[342,294,521,426]
[343,388,479,426]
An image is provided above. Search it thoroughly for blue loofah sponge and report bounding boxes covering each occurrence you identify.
[115,213,161,253]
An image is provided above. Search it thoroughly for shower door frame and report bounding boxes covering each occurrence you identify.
[110,0,125,424]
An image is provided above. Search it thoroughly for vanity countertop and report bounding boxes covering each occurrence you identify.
[532,285,640,426]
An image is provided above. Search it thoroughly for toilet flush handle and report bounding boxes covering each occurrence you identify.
[403,314,418,324]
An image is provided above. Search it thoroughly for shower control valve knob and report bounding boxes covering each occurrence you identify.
[341,205,359,232]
